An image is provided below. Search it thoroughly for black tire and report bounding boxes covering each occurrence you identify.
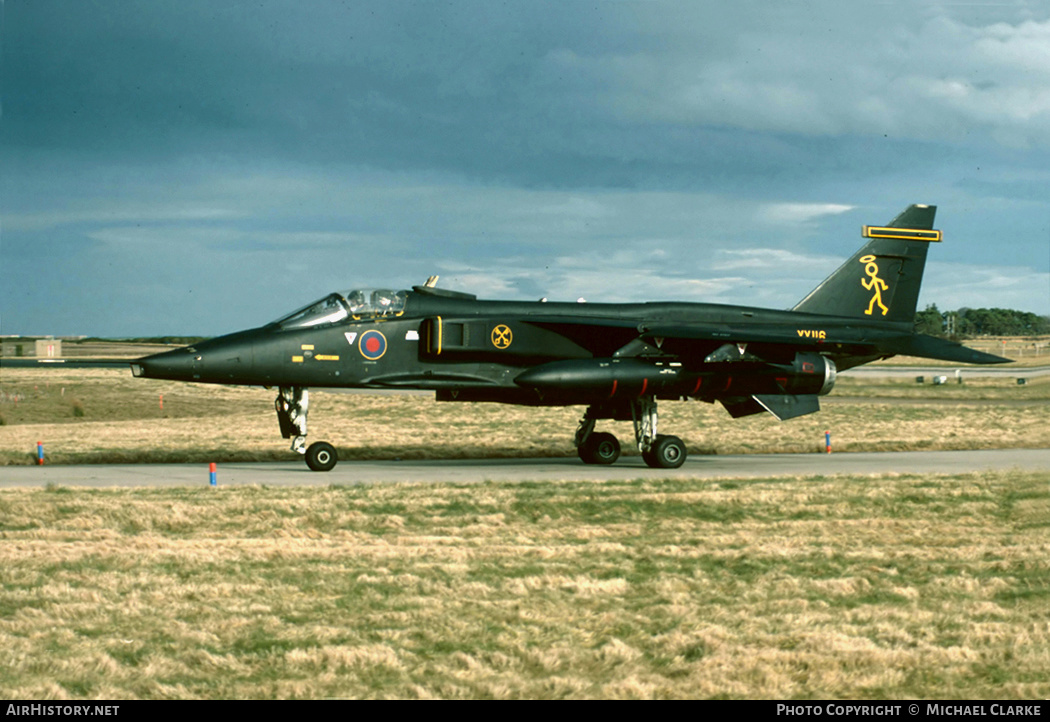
[642,435,686,469]
[305,441,338,472]
[578,432,621,465]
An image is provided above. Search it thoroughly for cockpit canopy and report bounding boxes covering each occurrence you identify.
[274,289,407,329]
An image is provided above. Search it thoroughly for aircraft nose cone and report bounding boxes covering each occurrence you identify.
[131,331,257,382]
[132,347,200,380]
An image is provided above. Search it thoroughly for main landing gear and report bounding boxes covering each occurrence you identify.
[274,387,683,472]
[275,386,338,471]
[574,397,687,469]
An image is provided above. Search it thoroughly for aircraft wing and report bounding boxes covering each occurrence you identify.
[635,322,889,364]
[524,318,857,359]
[637,324,1011,365]
[525,318,884,364]
[521,318,646,357]
[639,323,838,347]
[527,317,1010,366]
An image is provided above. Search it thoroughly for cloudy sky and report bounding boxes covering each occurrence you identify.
[2,0,1049,337]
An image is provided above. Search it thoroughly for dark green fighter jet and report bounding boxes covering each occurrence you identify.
[125,203,1007,471]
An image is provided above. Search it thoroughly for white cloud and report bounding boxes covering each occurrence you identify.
[923,262,1050,314]
[4,205,240,233]
[758,203,854,225]
[86,226,247,247]
[710,248,838,273]
[556,10,1050,148]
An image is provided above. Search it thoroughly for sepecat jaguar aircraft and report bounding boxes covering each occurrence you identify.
[9,204,1011,471]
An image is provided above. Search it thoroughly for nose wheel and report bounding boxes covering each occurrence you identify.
[305,441,338,472]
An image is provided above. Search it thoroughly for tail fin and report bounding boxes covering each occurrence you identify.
[792,204,940,323]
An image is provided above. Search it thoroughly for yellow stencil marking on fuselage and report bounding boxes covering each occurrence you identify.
[491,324,513,349]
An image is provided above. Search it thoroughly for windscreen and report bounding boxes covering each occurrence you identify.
[274,289,407,329]
[274,293,350,329]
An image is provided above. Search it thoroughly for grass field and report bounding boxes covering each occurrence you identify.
[1,471,1047,699]
[1,362,1048,699]
[1,368,1048,465]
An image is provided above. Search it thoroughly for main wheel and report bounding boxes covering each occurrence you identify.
[305,441,338,472]
[642,435,686,469]
[578,432,621,465]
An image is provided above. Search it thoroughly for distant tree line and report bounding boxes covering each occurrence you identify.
[914,305,1050,338]
[82,336,209,345]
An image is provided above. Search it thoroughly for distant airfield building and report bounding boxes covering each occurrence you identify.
[0,337,63,358]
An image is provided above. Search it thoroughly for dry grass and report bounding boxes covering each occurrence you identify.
[1,368,1049,465]
[0,471,1047,698]
[3,364,1047,699]
[834,374,1050,401]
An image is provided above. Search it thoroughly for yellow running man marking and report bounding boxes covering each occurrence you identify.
[859,254,889,316]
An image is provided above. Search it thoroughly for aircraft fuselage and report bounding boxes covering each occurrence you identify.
[131,295,902,397]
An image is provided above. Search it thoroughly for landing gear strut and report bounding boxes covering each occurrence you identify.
[275,386,338,471]
[574,397,687,469]
[629,396,686,469]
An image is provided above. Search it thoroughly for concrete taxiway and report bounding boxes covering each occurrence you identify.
[2,448,1048,488]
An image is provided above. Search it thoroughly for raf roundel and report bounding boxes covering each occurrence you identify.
[358,330,388,360]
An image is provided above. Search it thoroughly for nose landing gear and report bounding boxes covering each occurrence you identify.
[275,386,339,471]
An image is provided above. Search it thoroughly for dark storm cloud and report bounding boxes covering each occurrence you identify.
[2,1,1048,335]
[4,1,977,189]
[5,1,645,176]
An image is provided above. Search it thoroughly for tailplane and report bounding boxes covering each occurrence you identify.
[792,204,940,323]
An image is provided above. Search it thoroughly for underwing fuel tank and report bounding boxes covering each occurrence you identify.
[514,354,836,398]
